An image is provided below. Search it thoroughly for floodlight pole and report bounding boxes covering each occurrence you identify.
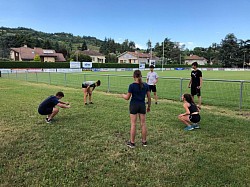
[243,51,246,69]
[162,41,164,72]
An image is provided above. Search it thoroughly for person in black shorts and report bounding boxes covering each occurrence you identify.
[188,62,202,109]
[146,65,159,104]
[178,93,201,131]
[122,70,151,148]
[82,80,101,105]
[38,91,71,123]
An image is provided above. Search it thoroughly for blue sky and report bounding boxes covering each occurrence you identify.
[0,0,249,49]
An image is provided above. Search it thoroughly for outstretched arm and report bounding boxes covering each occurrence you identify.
[57,103,71,108]
[122,92,132,100]
[146,91,151,112]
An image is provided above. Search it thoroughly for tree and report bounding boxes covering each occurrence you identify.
[33,54,41,61]
[81,40,88,51]
[43,39,52,49]
[146,39,152,53]
[219,33,241,67]
[71,53,92,62]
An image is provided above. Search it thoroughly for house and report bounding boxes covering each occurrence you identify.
[10,45,66,62]
[117,51,158,64]
[79,50,105,63]
[184,55,207,65]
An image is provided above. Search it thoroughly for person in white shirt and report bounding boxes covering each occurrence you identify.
[146,65,159,104]
[82,80,101,105]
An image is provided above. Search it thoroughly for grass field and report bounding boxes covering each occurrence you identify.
[0,78,250,186]
[3,70,250,110]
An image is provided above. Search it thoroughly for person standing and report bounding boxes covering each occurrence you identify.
[147,65,159,104]
[38,91,71,123]
[82,80,101,105]
[178,93,201,131]
[122,70,151,148]
[188,62,202,109]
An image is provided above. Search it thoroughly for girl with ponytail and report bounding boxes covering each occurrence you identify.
[178,93,201,131]
[122,70,151,148]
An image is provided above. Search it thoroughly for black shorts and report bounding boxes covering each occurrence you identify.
[129,103,146,114]
[149,85,157,92]
[82,84,87,88]
[191,86,201,96]
[189,114,201,123]
[38,108,53,115]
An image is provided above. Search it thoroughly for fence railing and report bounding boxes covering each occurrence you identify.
[1,71,250,110]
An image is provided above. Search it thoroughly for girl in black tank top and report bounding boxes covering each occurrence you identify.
[178,93,201,131]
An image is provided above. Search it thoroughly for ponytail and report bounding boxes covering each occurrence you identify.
[138,76,143,89]
[133,70,144,89]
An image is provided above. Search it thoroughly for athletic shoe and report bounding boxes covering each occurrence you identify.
[89,102,94,104]
[45,118,52,124]
[84,103,88,105]
[155,102,158,104]
[142,141,147,147]
[192,124,200,129]
[127,141,135,148]
[184,126,194,131]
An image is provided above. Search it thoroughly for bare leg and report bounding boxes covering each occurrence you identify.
[178,115,191,126]
[83,88,88,104]
[130,114,137,143]
[197,96,202,108]
[154,92,158,103]
[89,91,92,103]
[139,114,147,143]
[48,108,59,120]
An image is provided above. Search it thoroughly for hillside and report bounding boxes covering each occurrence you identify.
[0,27,103,49]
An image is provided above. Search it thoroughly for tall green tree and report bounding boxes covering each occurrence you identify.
[81,40,88,51]
[219,33,241,67]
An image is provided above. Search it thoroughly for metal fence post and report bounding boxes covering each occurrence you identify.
[84,74,86,82]
[16,71,17,79]
[239,81,244,110]
[49,72,51,85]
[36,72,38,83]
[107,74,110,92]
[180,78,183,101]
[64,73,67,87]
[25,71,28,81]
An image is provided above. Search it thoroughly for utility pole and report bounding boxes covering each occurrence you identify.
[162,41,164,72]
[243,50,246,69]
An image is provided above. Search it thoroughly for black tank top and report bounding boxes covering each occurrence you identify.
[188,103,198,114]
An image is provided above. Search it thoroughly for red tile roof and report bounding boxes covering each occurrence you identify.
[11,46,66,61]
[79,50,105,56]
[185,55,207,61]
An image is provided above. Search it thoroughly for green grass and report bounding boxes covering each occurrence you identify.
[3,70,250,110]
[0,79,250,186]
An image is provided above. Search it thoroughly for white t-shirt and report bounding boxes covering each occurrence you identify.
[147,71,159,85]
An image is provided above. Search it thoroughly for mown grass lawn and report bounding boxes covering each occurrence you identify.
[0,79,250,186]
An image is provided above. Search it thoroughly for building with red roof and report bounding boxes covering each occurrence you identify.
[10,45,66,62]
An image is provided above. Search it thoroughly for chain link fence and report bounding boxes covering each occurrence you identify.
[1,71,250,110]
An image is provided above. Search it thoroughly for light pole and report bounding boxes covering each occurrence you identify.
[162,41,164,72]
[243,50,246,69]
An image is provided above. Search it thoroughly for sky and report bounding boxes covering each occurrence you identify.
[0,0,249,49]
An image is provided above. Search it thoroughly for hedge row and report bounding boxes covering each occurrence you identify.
[0,61,222,69]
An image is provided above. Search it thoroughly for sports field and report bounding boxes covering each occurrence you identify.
[0,74,250,186]
[3,70,250,110]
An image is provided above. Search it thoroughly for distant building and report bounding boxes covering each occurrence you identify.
[184,55,208,65]
[117,51,159,64]
[78,50,106,63]
[10,45,66,62]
